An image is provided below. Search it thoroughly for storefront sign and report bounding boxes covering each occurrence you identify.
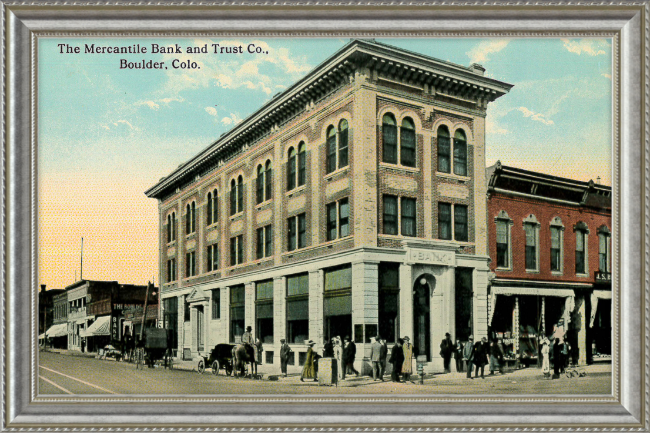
[407,248,455,266]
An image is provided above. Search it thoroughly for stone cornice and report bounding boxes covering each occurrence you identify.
[146,39,513,200]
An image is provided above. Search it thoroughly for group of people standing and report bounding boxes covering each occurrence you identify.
[540,337,572,378]
[455,335,506,379]
[299,335,360,382]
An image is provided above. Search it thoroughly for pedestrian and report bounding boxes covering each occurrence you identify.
[279,338,292,377]
[379,338,388,380]
[553,338,561,378]
[463,335,474,378]
[333,337,343,381]
[454,339,464,373]
[253,337,262,376]
[323,337,334,358]
[300,340,317,382]
[541,338,550,378]
[440,332,454,373]
[370,336,383,381]
[242,325,254,361]
[389,338,405,382]
[489,339,504,375]
[561,341,570,372]
[402,336,414,382]
[342,336,359,379]
[81,338,86,353]
[472,337,489,379]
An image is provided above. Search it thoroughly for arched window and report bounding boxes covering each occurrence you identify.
[287,147,297,191]
[495,210,513,269]
[326,126,337,174]
[230,179,237,216]
[382,113,397,164]
[437,126,451,173]
[237,175,244,213]
[167,214,172,243]
[171,212,176,241]
[186,202,196,234]
[597,225,611,273]
[297,142,306,187]
[265,160,273,201]
[256,165,264,204]
[523,214,540,271]
[338,120,349,168]
[453,129,467,176]
[207,189,218,225]
[257,161,273,204]
[400,117,416,167]
[574,221,589,275]
[550,217,565,273]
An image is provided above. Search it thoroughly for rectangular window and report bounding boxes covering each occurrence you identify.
[438,136,451,173]
[298,213,307,249]
[576,231,586,274]
[212,289,220,320]
[207,244,219,272]
[230,235,243,266]
[378,263,400,343]
[383,195,398,235]
[339,127,349,168]
[438,203,452,240]
[256,227,264,260]
[286,273,309,344]
[401,197,416,237]
[383,123,398,164]
[184,299,190,322]
[297,150,306,187]
[230,285,245,343]
[496,221,509,268]
[185,252,196,277]
[525,224,537,270]
[326,133,337,174]
[288,217,297,251]
[287,273,309,296]
[339,198,349,238]
[599,233,609,272]
[551,227,561,272]
[265,225,273,258]
[324,265,352,292]
[167,258,176,282]
[454,205,468,242]
[256,225,272,259]
[400,128,416,167]
[255,280,274,341]
[326,202,337,241]
[453,138,467,176]
[455,268,473,341]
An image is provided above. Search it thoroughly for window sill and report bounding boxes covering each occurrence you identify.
[255,200,273,211]
[185,233,196,241]
[495,267,512,272]
[525,269,540,274]
[322,236,352,247]
[182,275,200,282]
[379,162,419,173]
[227,262,248,271]
[206,222,219,230]
[229,212,244,222]
[436,171,471,182]
[250,257,274,266]
[324,166,349,181]
[576,273,589,278]
[551,271,564,276]
[286,186,306,197]
[166,241,177,247]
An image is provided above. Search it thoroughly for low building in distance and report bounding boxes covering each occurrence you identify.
[146,39,513,373]
[486,161,611,367]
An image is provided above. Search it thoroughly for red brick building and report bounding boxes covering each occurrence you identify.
[146,39,513,373]
[486,162,612,367]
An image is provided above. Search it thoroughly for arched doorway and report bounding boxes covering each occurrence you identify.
[413,276,433,361]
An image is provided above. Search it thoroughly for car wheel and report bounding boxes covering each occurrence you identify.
[212,360,220,375]
[198,359,205,374]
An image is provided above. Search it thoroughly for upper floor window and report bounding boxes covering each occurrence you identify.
[495,210,513,269]
[575,222,589,275]
[185,251,196,278]
[550,217,565,273]
[382,114,398,165]
[256,224,273,259]
[230,235,244,266]
[288,213,307,251]
[326,120,349,174]
[438,202,467,241]
[230,176,244,216]
[207,243,219,272]
[383,195,417,237]
[212,289,221,320]
[437,126,451,173]
[287,143,306,191]
[166,212,177,243]
[523,214,540,272]
[453,130,468,176]
[207,189,218,226]
[598,225,611,273]
[185,202,196,235]
[400,118,416,167]
[167,258,177,282]
[256,160,273,204]
[326,198,350,241]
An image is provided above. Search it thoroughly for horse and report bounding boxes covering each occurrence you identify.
[231,344,255,377]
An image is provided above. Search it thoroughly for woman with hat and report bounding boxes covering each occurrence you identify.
[402,336,414,383]
[541,337,551,378]
[300,340,317,382]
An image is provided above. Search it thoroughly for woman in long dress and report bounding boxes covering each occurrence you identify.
[402,336,414,382]
[333,337,343,381]
[300,341,317,382]
[541,338,550,378]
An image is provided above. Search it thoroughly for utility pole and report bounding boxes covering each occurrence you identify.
[80,237,84,280]
[139,282,152,341]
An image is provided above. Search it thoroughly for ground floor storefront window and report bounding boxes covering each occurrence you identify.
[286,273,308,344]
[230,285,245,343]
[378,263,399,343]
[324,265,352,340]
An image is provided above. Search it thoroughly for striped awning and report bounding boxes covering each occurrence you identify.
[45,323,68,338]
[83,315,111,337]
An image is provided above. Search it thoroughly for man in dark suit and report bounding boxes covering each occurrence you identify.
[472,337,489,379]
[342,336,359,379]
[389,338,405,382]
[279,338,292,377]
[370,337,383,381]
[379,338,388,380]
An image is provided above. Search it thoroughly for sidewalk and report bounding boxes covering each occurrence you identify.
[41,348,96,358]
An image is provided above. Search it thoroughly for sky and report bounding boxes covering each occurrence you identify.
[38,37,612,290]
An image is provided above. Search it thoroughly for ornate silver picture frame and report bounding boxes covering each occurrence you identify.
[4,1,648,429]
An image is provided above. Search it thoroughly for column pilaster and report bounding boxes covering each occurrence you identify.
[399,263,413,342]
[308,270,323,344]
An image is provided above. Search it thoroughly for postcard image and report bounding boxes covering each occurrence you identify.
[37,37,612,396]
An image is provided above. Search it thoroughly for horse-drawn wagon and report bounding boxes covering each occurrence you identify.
[203,343,234,375]
[135,328,173,370]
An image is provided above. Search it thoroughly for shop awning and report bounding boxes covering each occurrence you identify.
[45,323,68,338]
[489,286,576,325]
[83,315,111,337]
[593,290,612,299]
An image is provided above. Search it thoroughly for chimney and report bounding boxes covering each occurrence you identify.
[40,284,46,293]
[596,176,601,185]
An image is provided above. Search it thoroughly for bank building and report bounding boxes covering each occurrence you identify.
[145,39,513,373]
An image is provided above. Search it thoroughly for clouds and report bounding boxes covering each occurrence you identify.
[561,39,609,56]
[136,96,184,111]
[101,119,136,130]
[516,107,554,125]
[221,113,242,126]
[466,40,510,64]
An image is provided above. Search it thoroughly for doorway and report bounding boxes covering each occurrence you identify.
[413,277,431,361]
[196,306,204,352]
